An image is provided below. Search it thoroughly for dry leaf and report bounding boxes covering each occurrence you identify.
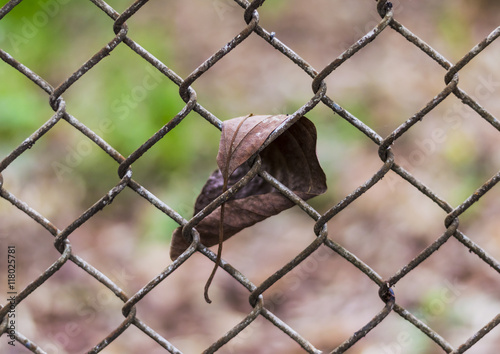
[170,114,326,261]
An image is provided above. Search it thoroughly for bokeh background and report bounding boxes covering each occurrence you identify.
[1,0,500,353]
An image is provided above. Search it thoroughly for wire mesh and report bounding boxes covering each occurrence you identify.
[1,0,500,353]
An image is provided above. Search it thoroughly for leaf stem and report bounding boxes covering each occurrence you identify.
[204,114,253,303]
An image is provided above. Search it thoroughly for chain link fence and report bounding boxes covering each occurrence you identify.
[1,0,500,353]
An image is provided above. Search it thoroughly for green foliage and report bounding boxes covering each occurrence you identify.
[435,6,473,56]
[0,2,221,244]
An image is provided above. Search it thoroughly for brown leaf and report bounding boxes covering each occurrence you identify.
[170,114,326,261]
[217,114,290,177]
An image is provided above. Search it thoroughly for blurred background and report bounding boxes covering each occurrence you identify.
[1,0,500,353]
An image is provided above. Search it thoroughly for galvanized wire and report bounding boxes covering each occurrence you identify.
[1,0,499,353]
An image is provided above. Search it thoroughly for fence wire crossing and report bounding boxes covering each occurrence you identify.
[1,0,500,353]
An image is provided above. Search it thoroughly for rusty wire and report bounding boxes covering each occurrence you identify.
[1,0,500,353]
